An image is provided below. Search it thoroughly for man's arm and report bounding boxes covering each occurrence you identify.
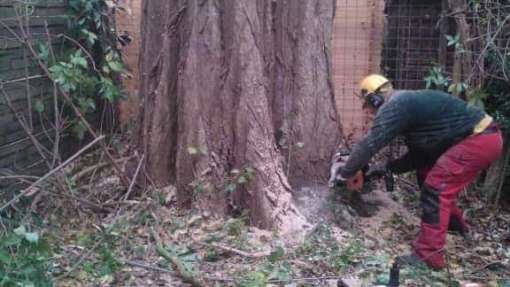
[339,97,411,178]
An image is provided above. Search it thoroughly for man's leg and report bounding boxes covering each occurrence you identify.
[414,131,503,269]
[418,166,469,236]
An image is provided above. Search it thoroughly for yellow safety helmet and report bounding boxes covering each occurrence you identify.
[359,74,390,95]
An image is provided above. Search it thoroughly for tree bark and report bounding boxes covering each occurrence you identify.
[138,0,339,232]
[273,0,340,182]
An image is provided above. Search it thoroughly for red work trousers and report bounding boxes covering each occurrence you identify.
[414,128,503,269]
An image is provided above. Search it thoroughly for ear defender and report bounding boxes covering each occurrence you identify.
[366,92,385,109]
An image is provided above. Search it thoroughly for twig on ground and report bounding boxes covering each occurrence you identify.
[151,229,205,287]
[123,154,144,201]
[51,191,113,213]
[267,276,348,284]
[58,237,105,279]
[120,258,175,274]
[445,251,454,287]
[120,258,237,283]
[208,242,271,258]
[70,156,131,183]
[0,135,105,212]
[470,260,505,275]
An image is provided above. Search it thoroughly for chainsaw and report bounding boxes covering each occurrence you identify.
[329,150,394,193]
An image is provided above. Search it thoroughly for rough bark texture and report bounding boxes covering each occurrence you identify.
[138,0,339,232]
[273,0,340,182]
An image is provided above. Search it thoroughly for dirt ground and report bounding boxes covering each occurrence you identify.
[52,170,509,287]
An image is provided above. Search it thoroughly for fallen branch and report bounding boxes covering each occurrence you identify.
[121,258,237,283]
[267,276,348,284]
[51,191,113,213]
[70,162,111,182]
[0,135,105,212]
[58,237,105,279]
[470,260,505,275]
[120,258,175,274]
[70,156,131,183]
[123,154,144,201]
[150,229,205,287]
[209,242,271,258]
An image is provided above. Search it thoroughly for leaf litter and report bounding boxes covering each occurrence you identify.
[28,152,510,286]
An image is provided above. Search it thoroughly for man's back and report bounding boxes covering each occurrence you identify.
[391,90,484,154]
[341,89,485,177]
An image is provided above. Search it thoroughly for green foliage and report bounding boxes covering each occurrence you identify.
[49,51,90,92]
[76,229,123,278]
[334,240,364,270]
[83,242,122,277]
[163,244,199,277]
[204,248,220,262]
[0,226,53,286]
[424,65,467,96]
[34,0,124,140]
[225,217,247,237]
[466,88,488,110]
[239,260,291,286]
[99,76,121,102]
[223,167,255,194]
[34,99,45,113]
[448,82,467,95]
[239,271,267,287]
[296,223,365,272]
[424,66,450,90]
[69,0,111,33]
[268,246,285,263]
[445,33,460,48]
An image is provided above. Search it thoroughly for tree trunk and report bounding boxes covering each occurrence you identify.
[272,0,340,182]
[138,0,339,233]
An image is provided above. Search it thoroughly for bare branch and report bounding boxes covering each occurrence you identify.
[0,135,105,212]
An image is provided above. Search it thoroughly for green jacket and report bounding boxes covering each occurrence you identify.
[340,90,485,178]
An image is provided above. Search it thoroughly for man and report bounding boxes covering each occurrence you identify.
[330,74,503,269]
